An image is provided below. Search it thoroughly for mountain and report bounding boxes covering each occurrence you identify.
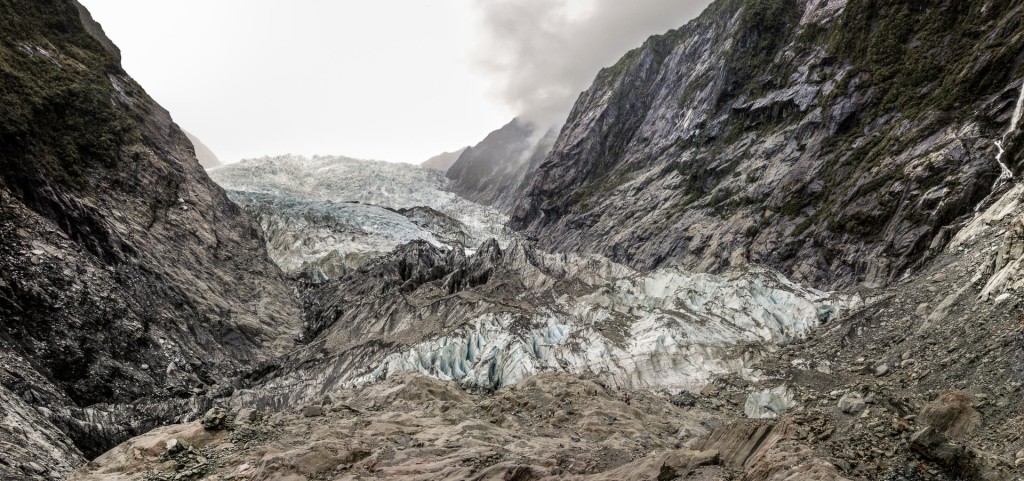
[420,147,467,172]
[446,118,558,212]
[183,130,222,168]
[209,155,513,280]
[511,0,1024,290]
[0,0,299,476]
[7,0,1024,480]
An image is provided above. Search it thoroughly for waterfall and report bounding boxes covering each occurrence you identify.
[995,140,1014,180]
[1011,81,1024,134]
[994,81,1024,182]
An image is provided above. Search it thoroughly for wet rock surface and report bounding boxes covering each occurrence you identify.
[445,118,557,212]
[0,0,299,475]
[5,1,1024,480]
[511,0,1024,290]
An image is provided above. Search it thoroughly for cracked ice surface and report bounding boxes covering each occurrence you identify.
[351,261,848,393]
[209,155,513,277]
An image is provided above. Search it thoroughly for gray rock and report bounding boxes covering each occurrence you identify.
[0,0,300,470]
[301,406,324,418]
[918,392,982,439]
[838,393,867,415]
[22,462,46,475]
[910,427,965,467]
[165,438,189,455]
[234,408,259,425]
[507,0,1005,291]
[202,407,228,431]
[658,449,720,480]
[744,386,795,419]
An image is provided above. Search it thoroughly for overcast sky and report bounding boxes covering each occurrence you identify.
[79,1,711,164]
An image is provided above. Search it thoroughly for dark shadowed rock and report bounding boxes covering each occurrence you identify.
[0,0,299,474]
[447,118,557,212]
[421,147,468,172]
[511,0,1024,290]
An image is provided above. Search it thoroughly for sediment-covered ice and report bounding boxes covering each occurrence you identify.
[349,260,847,393]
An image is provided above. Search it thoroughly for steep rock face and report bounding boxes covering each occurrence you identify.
[420,147,467,172]
[511,0,1024,289]
[183,130,222,168]
[446,118,557,212]
[0,0,300,473]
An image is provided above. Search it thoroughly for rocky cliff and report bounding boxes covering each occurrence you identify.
[420,147,467,172]
[183,131,222,168]
[8,0,1024,480]
[446,118,557,212]
[0,0,300,476]
[511,0,1024,289]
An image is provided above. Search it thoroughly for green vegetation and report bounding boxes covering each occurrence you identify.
[0,0,136,192]
[720,0,802,101]
[826,0,1022,116]
[768,0,1023,238]
[547,0,1024,255]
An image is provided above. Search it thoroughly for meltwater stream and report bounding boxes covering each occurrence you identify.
[994,81,1024,182]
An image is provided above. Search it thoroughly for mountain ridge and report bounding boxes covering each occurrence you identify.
[0,0,299,474]
[446,118,558,212]
[510,0,1024,290]
[420,147,467,172]
[4,0,1024,480]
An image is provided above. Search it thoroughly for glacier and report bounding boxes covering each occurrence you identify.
[209,154,854,406]
[232,240,853,411]
[349,256,848,393]
[209,155,514,278]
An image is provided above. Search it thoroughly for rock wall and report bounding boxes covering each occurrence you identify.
[511,0,1024,289]
[0,0,300,474]
[446,118,557,212]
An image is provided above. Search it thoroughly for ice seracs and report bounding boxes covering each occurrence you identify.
[236,239,853,407]
[353,262,847,393]
[209,155,513,278]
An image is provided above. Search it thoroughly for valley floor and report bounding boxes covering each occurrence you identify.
[66,173,1024,481]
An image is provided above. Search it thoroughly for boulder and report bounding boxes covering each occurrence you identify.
[202,407,228,431]
[301,405,324,418]
[918,392,981,439]
[837,393,866,415]
[910,427,965,466]
[658,449,720,480]
[744,386,795,419]
[165,438,189,455]
[234,408,259,425]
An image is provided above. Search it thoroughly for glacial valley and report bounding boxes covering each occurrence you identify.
[2,0,1024,480]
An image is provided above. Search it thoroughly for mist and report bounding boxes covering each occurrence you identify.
[474,0,713,128]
